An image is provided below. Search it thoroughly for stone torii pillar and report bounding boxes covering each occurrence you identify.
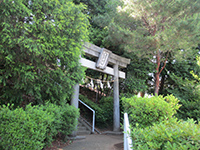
[70,83,80,137]
[71,84,79,109]
[113,63,120,132]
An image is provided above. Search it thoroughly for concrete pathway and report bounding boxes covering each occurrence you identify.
[63,134,123,150]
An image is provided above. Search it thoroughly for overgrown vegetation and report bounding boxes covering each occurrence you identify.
[0,0,88,106]
[0,103,79,150]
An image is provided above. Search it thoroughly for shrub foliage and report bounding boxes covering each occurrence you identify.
[122,95,181,128]
[0,103,79,150]
[131,119,200,150]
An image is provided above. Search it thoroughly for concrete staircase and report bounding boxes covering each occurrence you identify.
[77,118,92,135]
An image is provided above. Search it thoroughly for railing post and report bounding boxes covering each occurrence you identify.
[124,113,132,150]
[92,111,95,133]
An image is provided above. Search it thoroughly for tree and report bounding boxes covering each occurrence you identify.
[107,0,200,95]
[0,0,89,106]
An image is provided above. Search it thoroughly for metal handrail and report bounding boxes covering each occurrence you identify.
[78,99,95,133]
[124,113,133,150]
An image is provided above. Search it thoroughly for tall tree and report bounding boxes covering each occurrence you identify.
[0,0,89,106]
[108,0,200,95]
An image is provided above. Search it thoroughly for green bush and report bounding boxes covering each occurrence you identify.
[57,103,79,136]
[35,103,62,146]
[0,104,53,150]
[0,103,79,150]
[39,103,79,141]
[131,118,200,150]
[122,95,181,128]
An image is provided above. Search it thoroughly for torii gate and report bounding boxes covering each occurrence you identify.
[71,42,130,132]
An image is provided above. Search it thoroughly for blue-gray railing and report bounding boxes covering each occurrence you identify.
[79,99,95,133]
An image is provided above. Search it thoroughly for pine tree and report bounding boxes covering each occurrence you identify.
[110,0,200,95]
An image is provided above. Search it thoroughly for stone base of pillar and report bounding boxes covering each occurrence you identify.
[66,135,86,140]
[102,131,123,135]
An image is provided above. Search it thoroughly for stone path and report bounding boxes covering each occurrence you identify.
[63,134,123,150]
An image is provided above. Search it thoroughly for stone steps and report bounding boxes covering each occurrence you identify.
[77,118,92,135]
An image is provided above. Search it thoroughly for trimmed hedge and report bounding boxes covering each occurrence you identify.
[122,95,181,128]
[131,118,200,150]
[0,103,79,150]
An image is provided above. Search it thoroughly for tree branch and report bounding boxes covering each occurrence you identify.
[142,16,151,33]
[161,17,167,31]
[159,51,169,74]
[156,51,161,73]
[152,25,157,36]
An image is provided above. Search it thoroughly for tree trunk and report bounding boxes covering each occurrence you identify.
[154,52,161,95]
[159,74,165,94]
[154,51,169,95]
[154,72,160,95]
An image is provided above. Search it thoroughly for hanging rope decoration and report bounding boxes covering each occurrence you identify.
[84,76,115,90]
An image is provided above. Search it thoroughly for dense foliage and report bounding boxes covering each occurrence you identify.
[0,0,89,106]
[73,0,109,46]
[167,74,200,122]
[159,48,200,95]
[0,103,79,150]
[131,118,200,150]
[167,56,200,122]
[122,95,181,128]
[120,53,154,94]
